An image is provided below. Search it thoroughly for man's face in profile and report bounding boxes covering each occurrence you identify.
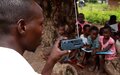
[20,2,44,52]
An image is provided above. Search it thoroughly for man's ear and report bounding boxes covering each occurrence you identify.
[17,19,26,35]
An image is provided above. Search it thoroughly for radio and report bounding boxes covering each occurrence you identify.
[60,38,83,50]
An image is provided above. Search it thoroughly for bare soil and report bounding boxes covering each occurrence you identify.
[23,46,109,75]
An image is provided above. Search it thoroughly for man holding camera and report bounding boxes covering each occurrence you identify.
[0,0,69,75]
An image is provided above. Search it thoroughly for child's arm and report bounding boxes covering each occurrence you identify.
[92,42,101,55]
[102,44,113,52]
[99,42,102,51]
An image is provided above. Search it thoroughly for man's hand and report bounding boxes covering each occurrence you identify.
[49,37,70,63]
[42,37,70,75]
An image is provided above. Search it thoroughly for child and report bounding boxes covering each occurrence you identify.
[56,25,66,37]
[99,26,116,60]
[82,26,100,68]
[80,24,91,45]
[80,24,90,57]
[99,26,119,74]
[77,13,89,29]
[76,13,90,33]
[87,26,100,53]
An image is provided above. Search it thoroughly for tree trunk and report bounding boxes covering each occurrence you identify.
[36,0,76,47]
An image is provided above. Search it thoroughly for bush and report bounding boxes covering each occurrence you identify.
[89,0,98,3]
[78,3,120,25]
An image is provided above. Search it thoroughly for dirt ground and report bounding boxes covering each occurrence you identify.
[23,46,110,75]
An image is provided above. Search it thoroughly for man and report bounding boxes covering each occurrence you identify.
[0,0,69,75]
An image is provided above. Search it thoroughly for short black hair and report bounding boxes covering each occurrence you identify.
[99,27,104,35]
[78,13,84,18]
[90,26,99,32]
[83,24,91,31]
[110,15,116,21]
[103,26,112,32]
[0,0,36,33]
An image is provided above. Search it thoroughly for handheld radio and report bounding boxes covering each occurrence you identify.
[60,0,83,50]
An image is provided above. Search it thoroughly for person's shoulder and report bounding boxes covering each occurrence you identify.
[0,47,39,75]
[87,36,91,39]
[87,36,92,42]
[104,21,109,26]
[109,37,114,41]
[84,20,89,24]
[80,34,84,37]
[0,47,17,55]
[109,37,115,43]
[0,47,25,62]
[105,21,109,24]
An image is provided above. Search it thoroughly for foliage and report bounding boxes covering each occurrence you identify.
[89,0,98,3]
[78,3,120,25]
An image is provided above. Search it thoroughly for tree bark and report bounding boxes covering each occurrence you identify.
[36,0,76,47]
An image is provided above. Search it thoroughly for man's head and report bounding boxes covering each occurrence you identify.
[0,0,44,52]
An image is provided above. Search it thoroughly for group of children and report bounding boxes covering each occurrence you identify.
[55,13,120,74]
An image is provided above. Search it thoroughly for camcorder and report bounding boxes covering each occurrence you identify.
[60,38,83,50]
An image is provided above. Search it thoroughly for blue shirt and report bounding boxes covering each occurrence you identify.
[88,36,99,49]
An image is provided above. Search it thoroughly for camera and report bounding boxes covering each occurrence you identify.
[60,38,83,50]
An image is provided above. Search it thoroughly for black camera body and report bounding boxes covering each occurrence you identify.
[60,38,83,50]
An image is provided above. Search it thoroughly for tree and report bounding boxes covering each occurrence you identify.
[36,0,77,47]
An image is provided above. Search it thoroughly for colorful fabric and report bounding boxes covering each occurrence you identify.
[99,36,116,60]
[77,20,89,28]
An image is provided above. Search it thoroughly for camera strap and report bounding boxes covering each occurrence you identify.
[74,0,80,38]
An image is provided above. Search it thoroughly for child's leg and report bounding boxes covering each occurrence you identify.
[82,52,91,65]
[81,52,87,65]
[99,55,105,72]
[69,50,76,59]
[86,53,91,64]
[93,55,100,71]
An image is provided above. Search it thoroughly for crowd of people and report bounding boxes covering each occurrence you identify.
[56,13,120,74]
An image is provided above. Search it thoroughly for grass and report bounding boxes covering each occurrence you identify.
[77,3,120,25]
